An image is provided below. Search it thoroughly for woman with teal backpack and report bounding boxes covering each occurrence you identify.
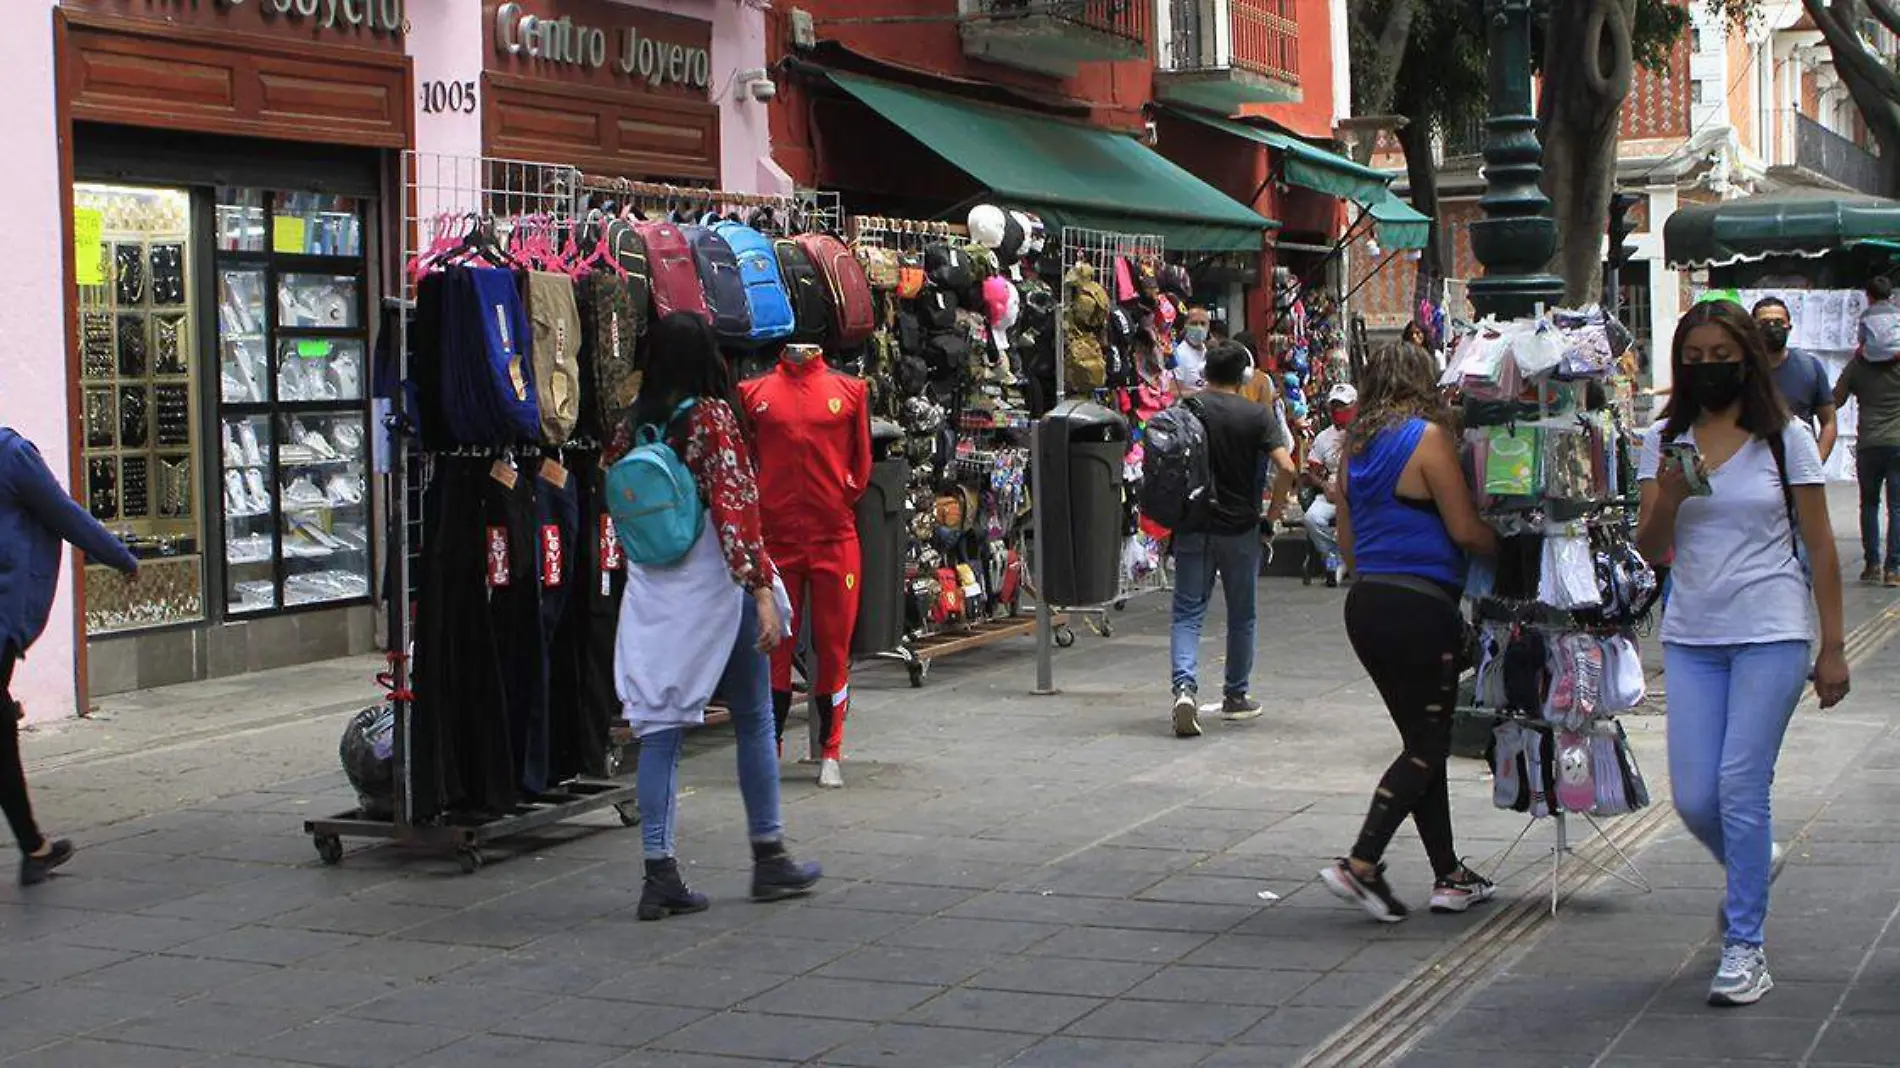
[606,312,819,920]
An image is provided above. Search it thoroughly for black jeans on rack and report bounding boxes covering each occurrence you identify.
[0,644,44,855]
[1345,577,1465,880]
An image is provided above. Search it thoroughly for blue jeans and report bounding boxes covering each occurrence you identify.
[1857,445,1900,571]
[1663,640,1810,948]
[637,596,785,860]
[1170,530,1261,698]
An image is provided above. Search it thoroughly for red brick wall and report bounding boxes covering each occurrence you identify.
[1349,197,1481,329]
[1619,32,1691,141]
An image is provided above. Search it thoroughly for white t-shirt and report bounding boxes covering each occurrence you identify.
[1310,426,1345,477]
[1638,422,1823,646]
[1173,341,1208,392]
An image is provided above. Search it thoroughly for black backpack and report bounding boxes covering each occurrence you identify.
[683,225,752,343]
[772,237,833,345]
[924,242,974,293]
[1105,305,1138,388]
[923,330,970,376]
[918,286,959,331]
[1139,397,1211,532]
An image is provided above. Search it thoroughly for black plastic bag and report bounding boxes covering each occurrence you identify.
[339,704,396,820]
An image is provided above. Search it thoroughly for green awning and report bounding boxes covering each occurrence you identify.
[1162,107,1392,204]
[826,71,1277,252]
[1365,187,1430,251]
[1161,105,1427,249]
[1664,191,1900,268]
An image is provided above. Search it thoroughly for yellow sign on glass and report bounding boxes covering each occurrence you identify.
[73,208,104,287]
[272,215,309,255]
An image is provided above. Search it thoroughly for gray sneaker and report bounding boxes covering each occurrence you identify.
[1709,944,1773,1007]
[1172,688,1202,738]
[1221,694,1264,722]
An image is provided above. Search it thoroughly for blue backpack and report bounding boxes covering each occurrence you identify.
[605,400,704,567]
[714,221,797,346]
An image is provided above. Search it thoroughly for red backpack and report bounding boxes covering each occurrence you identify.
[795,233,875,349]
[634,221,710,324]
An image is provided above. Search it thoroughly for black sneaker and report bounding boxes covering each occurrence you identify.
[1320,858,1409,923]
[1220,694,1264,722]
[1172,687,1202,738]
[751,840,822,902]
[1430,862,1497,913]
[20,839,75,886]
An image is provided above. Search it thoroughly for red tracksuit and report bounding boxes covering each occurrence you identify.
[741,354,871,760]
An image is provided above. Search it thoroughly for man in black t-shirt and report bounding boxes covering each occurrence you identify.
[1169,342,1295,738]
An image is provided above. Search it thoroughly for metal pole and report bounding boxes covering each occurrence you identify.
[1031,419,1056,695]
[1606,260,1622,322]
[1466,0,1564,320]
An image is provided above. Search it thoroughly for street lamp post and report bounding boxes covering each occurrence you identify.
[1466,0,1565,320]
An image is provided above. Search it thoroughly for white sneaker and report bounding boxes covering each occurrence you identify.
[1172,688,1202,738]
[1709,944,1773,1007]
[818,758,844,789]
[331,423,363,459]
[222,423,242,469]
[304,431,338,460]
[282,476,325,509]
[239,421,263,467]
[332,353,361,398]
[224,470,249,516]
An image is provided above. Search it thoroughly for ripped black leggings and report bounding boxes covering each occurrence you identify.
[1344,579,1463,879]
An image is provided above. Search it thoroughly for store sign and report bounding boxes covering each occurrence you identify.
[63,0,406,41]
[487,0,713,93]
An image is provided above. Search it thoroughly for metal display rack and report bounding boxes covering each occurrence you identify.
[1034,226,1168,694]
[306,152,639,872]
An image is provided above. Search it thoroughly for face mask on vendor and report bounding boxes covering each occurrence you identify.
[1184,324,1209,347]
[1330,405,1356,429]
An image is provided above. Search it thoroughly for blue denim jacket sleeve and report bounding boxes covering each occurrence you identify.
[8,438,137,574]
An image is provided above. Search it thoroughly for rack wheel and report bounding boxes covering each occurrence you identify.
[615,802,641,827]
[457,848,485,874]
[313,835,343,866]
[1054,624,1076,649]
[604,745,625,778]
[907,659,929,688]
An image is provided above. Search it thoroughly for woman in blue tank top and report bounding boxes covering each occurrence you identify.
[1319,343,1498,924]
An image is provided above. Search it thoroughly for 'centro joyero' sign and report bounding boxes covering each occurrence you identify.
[69,0,406,37]
[494,1,711,90]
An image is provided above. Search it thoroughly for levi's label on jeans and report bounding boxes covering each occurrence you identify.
[600,515,622,596]
[541,525,564,588]
[486,526,511,588]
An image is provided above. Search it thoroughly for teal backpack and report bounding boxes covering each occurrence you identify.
[605,399,704,567]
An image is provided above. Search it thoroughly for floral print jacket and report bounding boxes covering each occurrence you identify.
[607,399,774,591]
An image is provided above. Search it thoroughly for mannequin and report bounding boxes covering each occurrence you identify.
[740,343,871,788]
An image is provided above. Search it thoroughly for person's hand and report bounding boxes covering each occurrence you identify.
[1814,644,1851,709]
[754,587,782,654]
[1654,452,1696,507]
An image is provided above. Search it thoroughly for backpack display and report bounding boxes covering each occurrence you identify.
[1064,329,1107,393]
[603,219,652,339]
[635,221,711,324]
[713,221,796,346]
[924,242,974,293]
[1139,397,1211,532]
[605,399,704,566]
[796,232,876,349]
[919,286,959,331]
[1065,263,1111,332]
[1105,305,1138,388]
[924,330,971,376]
[856,244,901,290]
[1160,262,1194,300]
[774,237,833,345]
[683,224,753,343]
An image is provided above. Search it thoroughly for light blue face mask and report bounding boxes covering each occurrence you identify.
[1185,326,1209,346]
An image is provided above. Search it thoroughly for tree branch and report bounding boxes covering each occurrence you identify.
[1868,0,1900,40]
[1804,0,1900,96]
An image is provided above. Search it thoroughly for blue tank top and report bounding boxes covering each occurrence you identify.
[1347,418,1467,589]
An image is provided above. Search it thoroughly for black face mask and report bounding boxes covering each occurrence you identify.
[1687,362,1746,410]
[1759,322,1791,352]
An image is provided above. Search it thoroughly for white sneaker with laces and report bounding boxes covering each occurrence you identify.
[239,421,263,467]
[818,758,844,789]
[1709,943,1772,1006]
[244,470,271,513]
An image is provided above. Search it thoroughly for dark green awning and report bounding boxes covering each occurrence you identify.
[1162,107,1392,204]
[1364,187,1430,251]
[827,71,1277,252]
[1664,192,1900,268]
[1160,106,1427,249]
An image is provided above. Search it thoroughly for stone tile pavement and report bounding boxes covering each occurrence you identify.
[0,486,1896,1067]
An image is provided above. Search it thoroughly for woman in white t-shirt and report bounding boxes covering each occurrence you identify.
[1637,299,1850,1009]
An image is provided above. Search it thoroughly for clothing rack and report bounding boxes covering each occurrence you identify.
[1035,225,1167,694]
[304,151,637,873]
[577,174,842,233]
[1450,303,1655,914]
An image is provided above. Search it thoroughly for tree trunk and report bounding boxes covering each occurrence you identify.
[1345,0,1419,164]
[1539,0,1636,307]
[1804,0,1900,197]
[1397,118,1444,316]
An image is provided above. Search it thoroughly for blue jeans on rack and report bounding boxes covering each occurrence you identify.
[1169,530,1261,698]
[1663,640,1810,948]
[637,596,784,860]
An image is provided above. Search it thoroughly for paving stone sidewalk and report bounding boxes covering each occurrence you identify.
[0,487,1892,1068]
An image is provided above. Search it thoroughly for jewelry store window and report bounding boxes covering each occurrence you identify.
[75,183,206,634]
[215,189,373,614]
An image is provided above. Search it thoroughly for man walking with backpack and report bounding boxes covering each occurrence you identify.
[1165,341,1295,737]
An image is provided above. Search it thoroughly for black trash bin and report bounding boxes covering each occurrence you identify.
[1037,399,1129,606]
[852,418,911,657]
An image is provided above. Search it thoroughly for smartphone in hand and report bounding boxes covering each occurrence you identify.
[1661,441,1713,496]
